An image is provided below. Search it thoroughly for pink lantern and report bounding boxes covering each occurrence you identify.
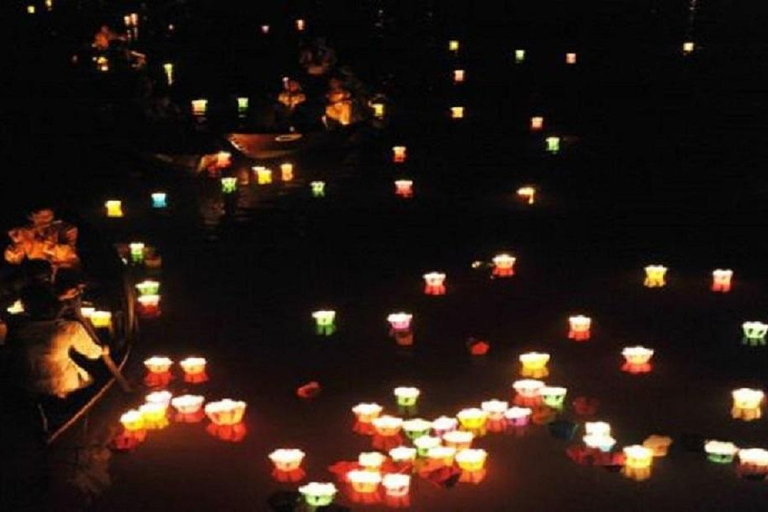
[387,312,412,332]
[712,269,733,293]
[394,180,413,198]
[423,272,446,295]
[453,69,465,83]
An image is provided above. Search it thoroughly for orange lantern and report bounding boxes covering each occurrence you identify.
[517,186,536,205]
[712,269,733,293]
[280,163,294,182]
[492,254,516,277]
[392,146,407,163]
[180,357,208,384]
[423,272,446,295]
[512,379,544,407]
[352,403,383,435]
[137,294,160,317]
[453,69,465,83]
[622,445,653,481]
[394,180,413,198]
[621,346,654,374]
[116,409,147,447]
[519,352,550,378]
[530,116,544,132]
[269,449,306,482]
[731,388,764,421]
[372,415,403,437]
[427,446,457,468]
[737,448,768,477]
[566,52,577,65]
[191,99,208,117]
[347,470,382,494]
[568,315,591,341]
[143,356,173,387]
[443,430,474,450]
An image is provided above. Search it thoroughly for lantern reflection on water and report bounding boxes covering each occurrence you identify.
[191,99,207,117]
[394,180,413,198]
[731,388,764,421]
[741,322,767,347]
[392,146,407,163]
[712,269,733,293]
[519,352,550,378]
[151,192,167,209]
[644,265,667,288]
[492,254,516,277]
[403,418,431,440]
[311,181,325,197]
[280,163,294,182]
[394,387,420,407]
[737,448,768,476]
[221,177,237,194]
[423,272,446,295]
[413,435,441,457]
[517,186,536,204]
[623,445,653,481]
[704,440,739,464]
[621,346,654,374]
[299,482,337,508]
[530,116,544,132]
[105,200,123,218]
[568,315,591,341]
[312,310,336,336]
[180,357,208,384]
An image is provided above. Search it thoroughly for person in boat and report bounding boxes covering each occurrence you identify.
[300,38,337,77]
[276,79,308,129]
[7,284,105,399]
[324,77,353,127]
[4,208,80,272]
[93,25,125,52]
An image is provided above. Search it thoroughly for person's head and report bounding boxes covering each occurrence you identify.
[28,208,55,227]
[287,80,301,93]
[20,284,61,320]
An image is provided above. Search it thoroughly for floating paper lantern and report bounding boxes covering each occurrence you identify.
[394,180,413,198]
[144,356,172,374]
[403,418,431,440]
[137,294,160,317]
[139,402,168,429]
[741,322,767,346]
[180,357,208,384]
[382,474,411,497]
[519,352,550,378]
[457,408,489,431]
[280,163,294,182]
[546,136,561,154]
[253,166,273,185]
[387,313,413,332]
[221,177,237,194]
[353,403,383,424]
[261,25,270,34]
[151,192,167,209]
[432,416,458,437]
[370,102,385,119]
[312,310,336,336]
[413,435,441,457]
[540,386,568,409]
[621,346,654,374]
[530,116,544,132]
[492,254,516,277]
[129,242,145,264]
[358,452,386,471]
[171,395,205,415]
[347,470,381,494]
[372,415,403,437]
[135,280,160,296]
[731,388,764,421]
[517,186,536,205]
[711,269,733,293]
[96,56,109,73]
[481,400,509,420]
[146,391,173,408]
[299,482,337,508]
[394,387,420,407]
[584,433,616,452]
[512,379,544,407]
[163,63,173,86]
[392,146,407,163]
[191,99,208,117]
[237,97,249,114]
[269,449,305,473]
[450,106,464,119]
[566,53,577,64]
[453,69,465,83]
[90,311,112,329]
[120,409,145,433]
[443,430,474,450]
[643,435,673,457]
[27,5,35,14]
[704,441,739,464]
[683,41,695,54]
[644,265,667,288]
[427,446,457,467]
[295,19,305,31]
[204,399,246,426]
[423,272,446,295]
[737,448,768,476]
[389,446,417,463]
[515,49,526,63]
[504,406,532,427]
[310,181,325,197]
[568,315,591,341]
[623,445,653,481]
[449,40,460,52]
[215,151,232,169]
[585,421,611,437]
[105,200,123,218]
[455,448,488,472]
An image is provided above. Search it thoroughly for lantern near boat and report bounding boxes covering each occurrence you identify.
[568,315,591,341]
[644,265,667,288]
[280,163,294,182]
[129,242,145,264]
[137,294,160,317]
[221,177,237,194]
[737,448,768,476]
[135,280,160,296]
[254,166,273,185]
[443,430,474,450]
[394,387,420,407]
[105,200,123,218]
[512,379,544,406]
[704,440,739,464]
[712,269,733,293]
[519,352,550,378]
[90,311,112,329]
[731,388,764,421]
[504,406,532,427]
[566,52,577,64]
[423,272,446,295]
[180,357,208,384]
[546,136,561,154]
[403,418,431,440]
[621,346,654,374]
[683,41,695,55]
[215,151,232,169]
[622,445,653,481]
[643,435,673,457]
[299,482,337,508]
[432,416,458,437]
[389,446,417,464]
[451,106,465,119]
[392,146,407,163]
[151,192,167,209]
[540,386,568,409]
[312,310,336,336]
[517,186,536,205]
[492,254,516,277]
[310,181,325,197]
[191,99,207,117]
[530,116,544,132]
[741,321,767,347]
[413,435,441,457]
[394,180,413,198]
[515,49,525,63]
[163,63,173,86]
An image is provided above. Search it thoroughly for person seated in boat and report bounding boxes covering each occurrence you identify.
[300,38,337,77]
[276,79,308,129]
[324,77,353,127]
[93,25,125,52]
[7,285,105,399]
[4,208,80,272]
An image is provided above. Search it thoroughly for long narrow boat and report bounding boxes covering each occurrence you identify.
[227,130,347,159]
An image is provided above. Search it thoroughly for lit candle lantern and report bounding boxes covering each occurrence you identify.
[519,352,550,378]
[515,49,526,64]
[413,435,441,457]
[450,106,464,119]
[387,312,413,332]
[135,280,160,296]
[455,448,488,473]
[517,186,536,204]
[449,40,460,52]
[221,177,237,194]
[492,254,516,277]
[299,482,337,508]
[96,56,109,72]
[683,41,695,54]
[382,474,410,497]
[105,200,123,218]
[481,400,509,421]
[151,192,167,209]
[530,116,544,132]
[512,379,545,406]
[622,445,653,481]
[27,5,35,14]
[403,418,432,440]
[253,166,273,185]
[453,69,465,83]
[704,440,739,464]
[394,180,413,198]
[358,451,386,471]
[129,242,145,264]
[145,390,173,408]
[237,97,249,114]
[179,357,208,384]
[80,306,95,318]
[372,415,403,437]
[137,294,160,317]
[90,311,112,329]
[711,269,733,292]
[392,146,407,163]
[584,433,616,452]
[261,25,270,34]
[432,416,458,437]
[312,310,336,336]
[423,272,446,295]
[621,346,654,374]
[144,356,173,374]
[347,470,381,494]
[457,408,489,431]
[644,265,667,288]
[163,63,173,86]
[389,446,417,464]
[311,181,325,197]
[741,321,767,347]
[353,403,383,424]
[504,406,532,427]
[585,421,611,437]
[120,409,145,433]
[191,99,208,117]
[737,448,768,476]
[394,387,420,407]
[216,151,232,168]
[269,449,306,473]
[566,52,577,64]
[371,102,385,119]
[295,19,305,31]
[171,395,205,415]
[280,163,294,182]
[568,315,592,341]
[139,402,168,429]
[427,446,457,467]
[546,136,561,154]
[443,430,474,450]
[204,399,247,426]
[731,388,764,421]
[540,386,568,409]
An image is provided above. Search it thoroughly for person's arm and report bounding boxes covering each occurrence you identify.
[68,322,103,360]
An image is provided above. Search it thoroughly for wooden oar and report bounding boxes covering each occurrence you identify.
[73,306,133,393]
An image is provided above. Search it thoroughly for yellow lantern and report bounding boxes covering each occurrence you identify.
[253,166,273,185]
[163,63,174,86]
[731,388,764,421]
[191,99,208,117]
[449,40,460,53]
[90,311,112,329]
[105,200,123,218]
[622,445,653,481]
[139,402,168,429]
[457,408,489,431]
[519,351,550,378]
[392,146,407,163]
[120,409,145,432]
[644,265,667,288]
[370,102,385,119]
[450,106,465,119]
[683,41,695,55]
[455,448,488,472]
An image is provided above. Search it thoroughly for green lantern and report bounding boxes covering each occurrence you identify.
[515,49,525,64]
[546,136,560,154]
[221,177,237,194]
[311,181,325,198]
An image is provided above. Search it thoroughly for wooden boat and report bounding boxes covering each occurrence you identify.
[227,130,344,160]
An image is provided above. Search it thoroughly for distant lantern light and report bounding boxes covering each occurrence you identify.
[27,5,36,14]
[566,52,577,64]
[261,25,270,34]
[392,146,407,163]
[737,448,768,476]
[517,186,536,204]
[237,97,249,114]
[280,163,294,182]
[711,269,733,293]
[519,352,550,378]
[731,388,764,421]
[371,102,385,119]
[515,49,526,64]
[151,192,167,209]
[7,299,24,315]
[358,451,386,471]
[504,406,533,427]
[382,474,411,498]
[253,166,273,185]
[129,242,145,264]
[387,313,413,334]
[491,254,516,278]
[137,294,161,317]
[163,63,174,86]
[644,265,667,288]
[311,181,325,197]
[221,177,237,194]
[372,415,403,437]
[105,200,123,218]
[443,430,474,450]
[299,482,337,508]
[403,418,432,440]
[621,346,654,374]
[568,315,592,341]
[204,399,246,426]
[453,69,465,83]
[180,357,208,384]
[135,280,160,296]
[295,19,306,31]
[312,310,336,336]
[171,395,205,415]
[423,272,446,295]
[643,435,673,457]
[449,40,460,52]
[413,435,441,457]
[584,433,616,453]
[394,387,420,407]
[683,41,695,54]
[191,99,208,117]
[394,180,413,198]
[530,116,544,132]
[215,151,232,168]
[451,106,464,119]
[431,416,458,437]
[704,441,739,464]
[546,136,561,154]
[741,321,767,346]
[457,408,489,431]
[622,445,653,481]
[540,386,568,409]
